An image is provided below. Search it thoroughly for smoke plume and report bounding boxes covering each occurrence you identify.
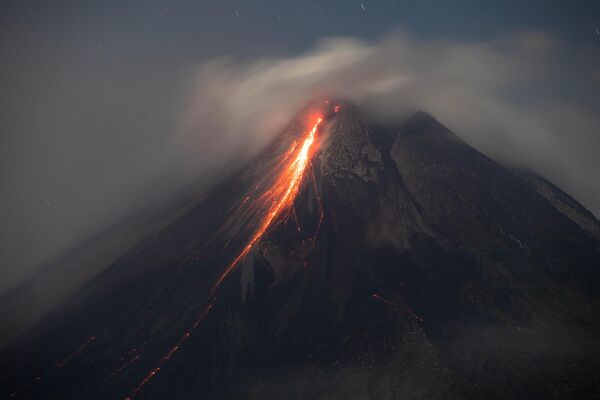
[182,31,600,216]
[2,30,599,292]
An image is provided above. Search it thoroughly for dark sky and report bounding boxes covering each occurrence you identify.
[3,1,600,58]
[1,0,599,291]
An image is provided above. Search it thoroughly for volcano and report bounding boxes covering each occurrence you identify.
[2,101,600,399]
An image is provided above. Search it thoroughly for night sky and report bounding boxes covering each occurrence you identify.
[3,1,599,56]
[1,0,600,290]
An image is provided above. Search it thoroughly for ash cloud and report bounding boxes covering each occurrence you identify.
[2,30,600,292]
[183,31,600,216]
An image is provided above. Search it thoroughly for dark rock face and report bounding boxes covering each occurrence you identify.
[514,169,600,243]
[2,103,600,400]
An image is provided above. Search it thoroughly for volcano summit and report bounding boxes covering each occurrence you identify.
[2,101,600,399]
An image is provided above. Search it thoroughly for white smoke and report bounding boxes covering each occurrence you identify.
[2,30,599,295]
[181,31,600,215]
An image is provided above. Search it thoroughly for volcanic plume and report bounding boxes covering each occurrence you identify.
[2,101,600,400]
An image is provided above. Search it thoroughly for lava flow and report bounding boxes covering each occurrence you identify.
[211,115,324,293]
[124,113,326,399]
[56,336,96,369]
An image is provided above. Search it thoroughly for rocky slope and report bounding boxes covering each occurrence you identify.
[1,102,599,399]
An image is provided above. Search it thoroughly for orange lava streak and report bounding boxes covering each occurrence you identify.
[56,336,96,369]
[309,161,324,242]
[124,116,324,399]
[9,335,96,397]
[124,303,214,400]
[211,116,323,293]
[110,354,140,378]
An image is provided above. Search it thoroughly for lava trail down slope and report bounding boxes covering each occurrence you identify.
[2,101,600,400]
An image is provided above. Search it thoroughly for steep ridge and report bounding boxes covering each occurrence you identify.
[513,169,600,243]
[1,102,600,399]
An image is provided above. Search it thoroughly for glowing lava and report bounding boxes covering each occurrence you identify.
[124,303,213,400]
[211,116,323,293]
[124,114,325,399]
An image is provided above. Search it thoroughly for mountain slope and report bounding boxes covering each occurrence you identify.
[513,169,600,243]
[0,179,208,348]
[2,102,599,400]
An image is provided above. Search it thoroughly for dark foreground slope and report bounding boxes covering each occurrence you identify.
[2,103,600,400]
[0,178,207,348]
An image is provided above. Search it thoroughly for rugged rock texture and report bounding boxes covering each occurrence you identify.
[514,169,600,243]
[2,102,600,399]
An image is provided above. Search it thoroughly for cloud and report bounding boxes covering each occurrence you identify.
[181,31,600,215]
[2,30,599,294]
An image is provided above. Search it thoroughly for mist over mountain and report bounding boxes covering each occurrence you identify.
[3,2,600,399]
[2,102,599,399]
[3,30,600,294]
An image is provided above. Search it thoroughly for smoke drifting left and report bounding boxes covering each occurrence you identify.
[2,30,599,301]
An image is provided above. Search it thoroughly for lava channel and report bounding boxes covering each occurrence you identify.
[124,113,326,399]
[211,115,323,293]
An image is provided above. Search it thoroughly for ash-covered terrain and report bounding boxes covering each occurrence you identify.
[2,101,600,399]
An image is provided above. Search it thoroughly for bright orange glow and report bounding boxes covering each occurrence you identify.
[124,114,325,399]
[211,116,324,293]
